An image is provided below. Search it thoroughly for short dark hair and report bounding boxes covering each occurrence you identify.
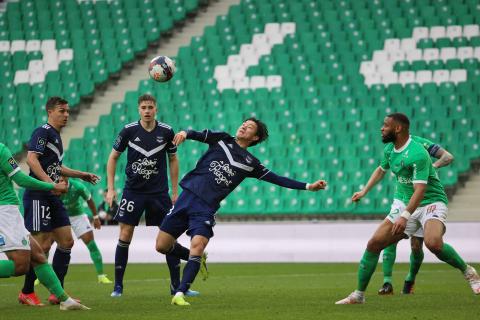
[138,94,156,106]
[387,112,410,130]
[245,117,269,147]
[45,96,68,113]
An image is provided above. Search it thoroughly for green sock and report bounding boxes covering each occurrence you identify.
[357,250,380,291]
[0,260,15,278]
[435,243,467,272]
[382,244,396,284]
[34,263,69,302]
[405,249,424,282]
[87,240,104,275]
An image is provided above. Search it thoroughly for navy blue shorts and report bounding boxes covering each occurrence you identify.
[23,192,70,232]
[114,189,173,226]
[160,190,217,239]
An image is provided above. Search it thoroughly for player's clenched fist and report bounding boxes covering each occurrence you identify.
[307,180,327,191]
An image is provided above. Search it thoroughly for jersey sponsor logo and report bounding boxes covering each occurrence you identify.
[134,137,141,142]
[7,157,18,170]
[426,205,437,214]
[46,163,61,182]
[397,176,412,184]
[131,157,159,179]
[36,137,47,150]
[209,160,235,186]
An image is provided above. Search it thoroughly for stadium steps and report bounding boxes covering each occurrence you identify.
[60,0,242,150]
[448,170,480,221]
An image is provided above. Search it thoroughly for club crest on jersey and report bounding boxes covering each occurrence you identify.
[245,156,253,164]
[156,136,164,144]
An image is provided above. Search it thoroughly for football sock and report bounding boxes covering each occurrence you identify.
[357,250,380,291]
[435,243,467,272]
[34,263,69,302]
[382,244,396,284]
[405,249,424,282]
[0,260,15,278]
[52,246,71,287]
[22,267,37,294]
[177,255,201,293]
[168,242,190,261]
[86,240,104,275]
[166,254,181,292]
[114,239,130,288]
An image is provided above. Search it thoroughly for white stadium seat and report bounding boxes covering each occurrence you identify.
[406,49,422,62]
[14,70,29,85]
[364,73,381,88]
[423,48,439,62]
[28,60,43,73]
[389,50,405,62]
[457,47,473,61]
[440,47,456,62]
[26,40,41,52]
[0,40,9,52]
[216,78,233,92]
[463,25,479,39]
[214,65,229,79]
[10,40,25,53]
[381,72,398,86]
[384,39,400,52]
[412,27,429,41]
[29,70,45,84]
[41,39,56,53]
[266,75,282,90]
[446,25,462,39]
[250,76,266,89]
[433,70,450,84]
[400,38,416,52]
[474,47,480,60]
[280,22,296,35]
[267,33,283,45]
[430,26,446,41]
[416,70,433,85]
[450,69,467,85]
[359,61,376,75]
[264,23,280,35]
[58,48,73,62]
[399,71,415,86]
[233,77,249,91]
[372,50,388,64]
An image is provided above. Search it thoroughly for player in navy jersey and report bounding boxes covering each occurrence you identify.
[106,94,198,298]
[155,118,328,306]
[19,96,99,306]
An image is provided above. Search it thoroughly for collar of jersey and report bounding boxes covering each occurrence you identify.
[393,136,412,153]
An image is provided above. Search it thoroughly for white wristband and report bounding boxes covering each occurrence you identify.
[305,183,310,190]
[400,210,411,219]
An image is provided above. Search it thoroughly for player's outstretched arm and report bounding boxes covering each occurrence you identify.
[61,165,100,184]
[260,170,327,191]
[106,150,121,207]
[351,166,386,202]
[173,129,231,146]
[433,148,454,169]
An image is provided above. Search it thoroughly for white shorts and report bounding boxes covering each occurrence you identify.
[386,200,424,237]
[69,214,93,238]
[0,205,31,252]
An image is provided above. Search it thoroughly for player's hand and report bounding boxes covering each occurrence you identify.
[351,190,366,202]
[52,181,68,195]
[81,172,100,185]
[93,217,101,230]
[173,131,187,146]
[392,217,407,235]
[170,190,178,205]
[307,180,327,191]
[106,189,117,207]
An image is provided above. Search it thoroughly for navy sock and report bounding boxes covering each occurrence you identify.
[177,255,201,293]
[22,266,37,294]
[52,247,71,287]
[166,254,181,294]
[168,242,190,261]
[114,240,130,289]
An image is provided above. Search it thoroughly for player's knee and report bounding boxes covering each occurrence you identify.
[58,238,74,249]
[366,238,383,253]
[190,241,206,255]
[155,241,170,254]
[411,238,423,252]
[41,243,52,253]
[424,239,442,254]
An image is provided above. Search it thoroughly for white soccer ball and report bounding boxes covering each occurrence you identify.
[148,55,176,82]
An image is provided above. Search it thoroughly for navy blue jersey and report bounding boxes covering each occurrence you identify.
[180,129,307,209]
[113,120,176,194]
[26,123,63,188]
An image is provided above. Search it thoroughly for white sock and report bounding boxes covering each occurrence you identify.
[354,290,365,298]
[174,292,184,298]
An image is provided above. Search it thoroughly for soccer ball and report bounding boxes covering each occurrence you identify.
[148,55,176,82]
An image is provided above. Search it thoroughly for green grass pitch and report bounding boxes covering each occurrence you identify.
[1,263,479,319]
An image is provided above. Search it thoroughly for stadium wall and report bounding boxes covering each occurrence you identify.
[39,221,480,264]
